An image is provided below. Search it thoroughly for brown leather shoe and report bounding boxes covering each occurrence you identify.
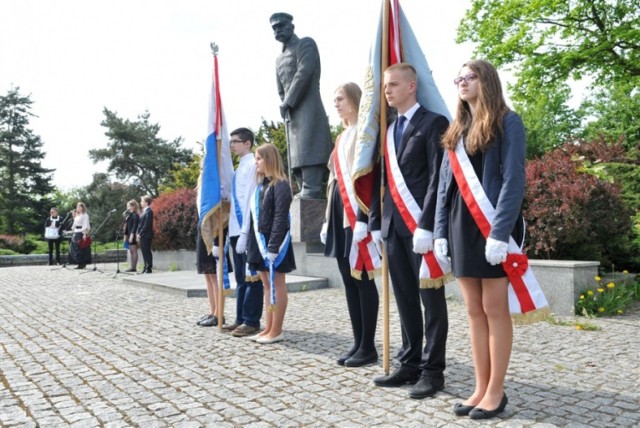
[231,324,260,337]
[221,322,240,332]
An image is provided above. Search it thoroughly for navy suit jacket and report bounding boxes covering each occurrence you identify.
[137,207,154,239]
[434,111,526,244]
[367,105,449,238]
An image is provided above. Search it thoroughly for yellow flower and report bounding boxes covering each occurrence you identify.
[587,290,594,296]
[597,288,604,293]
[606,282,615,289]
[594,276,601,282]
[623,270,629,275]
[617,310,623,314]
[576,325,583,330]
[580,295,585,300]
[598,307,605,313]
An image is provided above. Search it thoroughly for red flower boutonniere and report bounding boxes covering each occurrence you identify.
[502,253,528,277]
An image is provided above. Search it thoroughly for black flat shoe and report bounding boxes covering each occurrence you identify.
[337,349,356,366]
[469,394,508,420]
[344,350,378,367]
[453,403,475,416]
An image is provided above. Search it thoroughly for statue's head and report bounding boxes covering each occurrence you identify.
[270,12,295,43]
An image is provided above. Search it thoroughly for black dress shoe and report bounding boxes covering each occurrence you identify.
[198,315,219,327]
[453,403,475,416]
[345,350,378,367]
[409,376,444,399]
[196,314,212,325]
[469,394,508,420]
[373,366,420,387]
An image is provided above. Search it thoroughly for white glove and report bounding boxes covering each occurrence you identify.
[370,230,383,255]
[320,222,328,245]
[485,237,508,265]
[267,252,278,263]
[412,228,433,254]
[434,238,449,265]
[212,245,220,259]
[236,233,248,254]
[220,185,230,201]
[352,221,368,244]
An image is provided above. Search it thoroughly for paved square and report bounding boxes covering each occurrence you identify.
[1,265,639,427]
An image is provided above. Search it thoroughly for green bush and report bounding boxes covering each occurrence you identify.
[0,234,38,254]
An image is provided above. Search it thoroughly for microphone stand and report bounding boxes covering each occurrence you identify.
[113,215,133,277]
[81,210,115,275]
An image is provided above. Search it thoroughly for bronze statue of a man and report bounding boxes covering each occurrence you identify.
[270,12,331,200]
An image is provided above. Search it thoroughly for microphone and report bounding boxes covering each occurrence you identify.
[122,210,129,216]
[109,208,117,213]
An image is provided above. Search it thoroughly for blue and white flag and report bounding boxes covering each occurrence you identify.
[197,53,234,255]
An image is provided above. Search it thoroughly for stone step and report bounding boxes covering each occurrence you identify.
[121,270,328,298]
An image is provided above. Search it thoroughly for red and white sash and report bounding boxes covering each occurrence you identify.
[384,125,452,288]
[334,130,381,279]
[448,139,549,317]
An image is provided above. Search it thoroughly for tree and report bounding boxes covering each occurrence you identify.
[458,0,640,151]
[0,87,55,234]
[89,108,193,198]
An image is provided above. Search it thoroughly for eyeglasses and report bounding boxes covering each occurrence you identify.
[453,73,478,85]
[230,139,246,144]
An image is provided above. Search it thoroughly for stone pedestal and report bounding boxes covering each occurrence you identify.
[290,198,326,251]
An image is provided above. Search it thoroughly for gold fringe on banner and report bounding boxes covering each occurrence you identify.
[420,273,454,289]
[511,306,551,325]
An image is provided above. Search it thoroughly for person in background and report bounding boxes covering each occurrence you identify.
[137,195,154,274]
[237,143,295,344]
[320,82,379,367]
[222,127,264,337]
[44,207,64,265]
[434,59,526,419]
[124,199,141,273]
[69,202,91,269]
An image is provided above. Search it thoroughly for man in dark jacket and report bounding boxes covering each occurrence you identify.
[137,195,154,274]
[271,12,332,199]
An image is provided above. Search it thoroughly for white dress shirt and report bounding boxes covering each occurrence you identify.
[229,152,257,237]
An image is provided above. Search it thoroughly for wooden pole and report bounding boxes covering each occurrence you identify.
[380,0,391,376]
[211,42,225,332]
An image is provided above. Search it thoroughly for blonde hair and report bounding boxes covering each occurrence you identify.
[384,63,418,85]
[127,199,141,214]
[335,82,362,127]
[442,59,509,153]
[76,202,87,213]
[255,143,288,185]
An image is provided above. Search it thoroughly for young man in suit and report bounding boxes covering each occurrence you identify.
[355,63,449,399]
[137,195,154,274]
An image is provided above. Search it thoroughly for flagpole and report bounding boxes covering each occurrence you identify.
[211,42,226,332]
[380,0,391,376]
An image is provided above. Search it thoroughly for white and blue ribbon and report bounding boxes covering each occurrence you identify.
[251,183,291,309]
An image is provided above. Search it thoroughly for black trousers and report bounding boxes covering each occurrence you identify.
[140,236,153,270]
[48,239,61,263]
[386,222,448,381]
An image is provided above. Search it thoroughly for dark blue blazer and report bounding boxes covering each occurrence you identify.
[434,111,526,244]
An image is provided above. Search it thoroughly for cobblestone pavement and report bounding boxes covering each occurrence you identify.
[1,265,639,427]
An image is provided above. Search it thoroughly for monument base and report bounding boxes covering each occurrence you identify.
[290,198,326,252]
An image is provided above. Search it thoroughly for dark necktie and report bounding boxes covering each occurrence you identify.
[394,115,406,152]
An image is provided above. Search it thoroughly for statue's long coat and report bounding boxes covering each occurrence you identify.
[276,34,332,169]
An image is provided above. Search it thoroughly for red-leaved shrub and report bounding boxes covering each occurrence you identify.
[152,188,198,251]
[524,144,633,267]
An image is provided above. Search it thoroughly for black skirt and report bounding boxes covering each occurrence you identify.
[246,217,296,273]
[196,228,232,274]
[324,184,352,259]
[69,232,91,264]
[449,150,524,278]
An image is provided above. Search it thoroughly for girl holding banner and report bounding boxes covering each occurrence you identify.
[242,143,295,344]
[321,82,380,367]
[435,60,529,419]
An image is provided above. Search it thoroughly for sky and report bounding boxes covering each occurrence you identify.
[0,0,476,190]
